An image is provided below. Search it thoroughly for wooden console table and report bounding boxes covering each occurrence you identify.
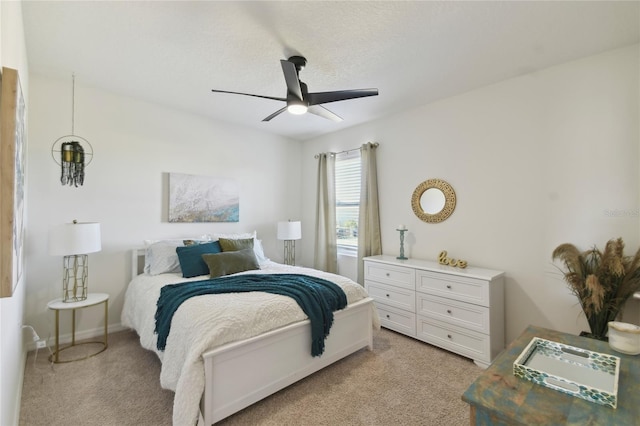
[462,325,639,425]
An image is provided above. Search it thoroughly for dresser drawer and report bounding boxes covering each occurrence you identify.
[416,317,491,363]
[376,303,417,337]
[416,293,490,334]
[364,261,415,290]
[366,281,415,313]
[416,270,489,307]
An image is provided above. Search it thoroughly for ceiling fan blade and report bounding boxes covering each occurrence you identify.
[308,105,343,122]
[262,106,288,122]
[307,89,378,106]
[280,60,303,100]
[211,89,286,102]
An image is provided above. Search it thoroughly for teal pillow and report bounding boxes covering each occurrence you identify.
[218,238,254,252]
[176,241,222,278]
[202,248,260,278]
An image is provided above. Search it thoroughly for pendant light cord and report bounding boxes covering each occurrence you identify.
[51,72,93,172]
[71,73,75,135]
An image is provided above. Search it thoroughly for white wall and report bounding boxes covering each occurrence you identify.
[300,45,640,343]
[9,17,639,423]
[24,75,301,345]
[0,2,29,425]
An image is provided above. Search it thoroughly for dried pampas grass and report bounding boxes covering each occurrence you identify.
[552,238,640,339]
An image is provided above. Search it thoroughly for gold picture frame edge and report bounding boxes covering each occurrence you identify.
[1,67,25,298]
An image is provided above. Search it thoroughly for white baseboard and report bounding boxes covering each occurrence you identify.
[25,323,129,351]
[14,348,27,426]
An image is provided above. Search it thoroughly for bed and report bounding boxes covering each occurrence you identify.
[121,237,378,426]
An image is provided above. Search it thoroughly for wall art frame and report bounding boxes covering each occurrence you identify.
[168,173,239,223]
[1,67,26,298]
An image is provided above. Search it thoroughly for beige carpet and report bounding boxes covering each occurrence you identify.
[20,328,481,426]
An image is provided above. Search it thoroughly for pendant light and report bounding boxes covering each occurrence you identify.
[51,74,93,187]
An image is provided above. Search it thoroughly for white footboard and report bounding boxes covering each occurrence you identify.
[200,297,374,425]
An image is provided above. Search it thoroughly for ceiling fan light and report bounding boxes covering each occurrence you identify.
[287,104,308,115]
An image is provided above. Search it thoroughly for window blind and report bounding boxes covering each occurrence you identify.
[335,151,361,248]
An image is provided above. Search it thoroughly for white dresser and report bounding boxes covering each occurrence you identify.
[364,255,505,367]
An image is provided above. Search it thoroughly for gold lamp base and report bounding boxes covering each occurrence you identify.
[62,254,89,302]
[283,240,296,266]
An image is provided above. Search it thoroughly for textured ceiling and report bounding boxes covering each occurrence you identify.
[21,1,640,141]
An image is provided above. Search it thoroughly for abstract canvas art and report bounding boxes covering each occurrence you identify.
[169,173,239,222]
[1,67,26,298]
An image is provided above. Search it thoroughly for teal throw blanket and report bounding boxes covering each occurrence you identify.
[155,273,348,357]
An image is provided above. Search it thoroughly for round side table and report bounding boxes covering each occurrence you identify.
[47,293,109,363]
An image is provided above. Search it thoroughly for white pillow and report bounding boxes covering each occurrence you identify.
[144,241,183,275]
[213,231,257,240]
[254,239,269,263]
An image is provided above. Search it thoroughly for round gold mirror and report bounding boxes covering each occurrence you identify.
[411,179,456,223]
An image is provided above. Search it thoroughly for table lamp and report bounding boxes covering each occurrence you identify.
[277,220,301,266]
[48,220,101,302]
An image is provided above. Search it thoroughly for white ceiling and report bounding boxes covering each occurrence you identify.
[22,1,640,141]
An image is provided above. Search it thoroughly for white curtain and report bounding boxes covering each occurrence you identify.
[357,142,382,284]
[314,153,338,273]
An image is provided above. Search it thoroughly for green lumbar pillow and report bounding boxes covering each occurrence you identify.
[202,248,260,278]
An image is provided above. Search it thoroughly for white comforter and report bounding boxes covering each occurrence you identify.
[121,261,378,426]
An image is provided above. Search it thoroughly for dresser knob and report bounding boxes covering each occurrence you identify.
[447,309,452,314]
[447,334,452,339]
[386,273,390,277]
[386,314,390,319]
[386,294,390,297]
[446,285,452,289]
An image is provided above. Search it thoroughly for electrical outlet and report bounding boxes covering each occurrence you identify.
[36,340,47,349]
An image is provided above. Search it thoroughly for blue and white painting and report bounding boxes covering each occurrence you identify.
[169,173,239,222]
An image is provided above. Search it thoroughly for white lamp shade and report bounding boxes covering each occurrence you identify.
[48,222,102,255]
[277,221,302,241]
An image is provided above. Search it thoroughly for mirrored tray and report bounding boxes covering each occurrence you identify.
[513,337,620,408]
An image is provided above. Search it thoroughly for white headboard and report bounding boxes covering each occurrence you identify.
[131,248,146,281]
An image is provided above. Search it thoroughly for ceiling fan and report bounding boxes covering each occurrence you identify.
[211,56,378,122]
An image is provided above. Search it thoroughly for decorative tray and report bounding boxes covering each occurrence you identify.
[513,337,620,408]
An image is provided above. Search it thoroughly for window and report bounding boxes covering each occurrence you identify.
[335,150,361,252]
